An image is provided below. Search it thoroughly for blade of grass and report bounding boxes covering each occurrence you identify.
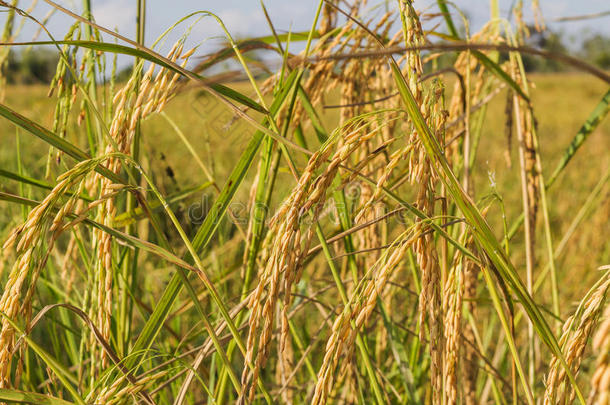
[0,314,85,405]
[123,159,250,400]
[0,389,74,405]
[191,68,299,252]
[298,85,328,143]
[3,40,268,114]
[472,50,529,102]
[0,103,123,184]
[113,182,213,227]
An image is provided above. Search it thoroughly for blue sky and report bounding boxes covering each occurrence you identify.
[3,1,609,64]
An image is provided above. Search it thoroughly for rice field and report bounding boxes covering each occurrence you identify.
[0,1,609,404]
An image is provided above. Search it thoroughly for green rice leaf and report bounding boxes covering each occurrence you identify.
[2,40,267,113]
[0,103,123,184]
[0,389,74,405]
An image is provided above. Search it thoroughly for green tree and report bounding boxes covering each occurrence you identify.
[581,34,610,69]
[3,47,59,84]
[17,48,59,84]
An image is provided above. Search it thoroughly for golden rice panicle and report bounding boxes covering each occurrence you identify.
[318,1,336,35]
[399,1,424,95]
[443,259,464,405]
[415,205,442,405]
[531,0,546,31]
[17,183,88,345]
[462,242,480,405]
[591,297,610,404]
[354,180,383,270]
[293,19,353,124]
[240,148,330,403]
[244,147,337,399]
[241,116,388,402]
[443,36,477,162]
[397,4,446,402]
[353,18,411,223]
[312,232,419,404]
[418,91,446,405]
[544,275,610,404]
[0,159,100,388]
[89,39,193,368]
[0,249,35,388]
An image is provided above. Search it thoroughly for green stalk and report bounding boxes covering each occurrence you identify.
[512,93,537,394]
[81,0,99,155]
[509,31,560,366]
[0,389,74,405]
[118,0,146,356]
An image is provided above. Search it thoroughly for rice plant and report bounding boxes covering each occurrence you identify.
[0,0,609,404]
